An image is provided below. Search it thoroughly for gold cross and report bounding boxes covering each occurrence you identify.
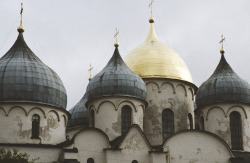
[88,64,93,80]
[20,3,23,26]
[149,0,155,17]
[114,27,119,43]
[219,35,225,49]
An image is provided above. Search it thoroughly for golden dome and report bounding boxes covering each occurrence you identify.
[124,21,193,83]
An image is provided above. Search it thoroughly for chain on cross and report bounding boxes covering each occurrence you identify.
[88,64,93,80]
[20,3,23,26]
[219,35,225,49]
[114,27,119,43]
[149,0,155,17]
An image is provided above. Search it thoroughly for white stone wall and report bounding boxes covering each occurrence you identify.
[86,97,146,140]
[163,131,232,163]
[143,78,196,145]
[0,103,68,145]
[64,129,109,163]
[196,103,250,151]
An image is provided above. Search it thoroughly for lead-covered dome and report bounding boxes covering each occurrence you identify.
[86,47,147,102]
[196,53,250,109]
[124,19,193,83]
[0,31,67,109]
[67,93,89,129]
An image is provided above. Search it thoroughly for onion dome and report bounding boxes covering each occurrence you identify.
[196,52,250,109]
[0,30,67,109]
[86,47,147,102]
[67,93,89,129]
[124,19,193,83]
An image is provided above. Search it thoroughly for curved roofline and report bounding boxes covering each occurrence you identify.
[63,127,110,147]
[86,94,148,108]
[144,78,198,94]
[1,101,70,117]
[195,101,250,112]
[163,129,233,157]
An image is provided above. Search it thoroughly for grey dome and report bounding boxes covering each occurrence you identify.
[0,32,67,109]
[86,47,147,102]
[67,93,89,128]
[196,54,250,109]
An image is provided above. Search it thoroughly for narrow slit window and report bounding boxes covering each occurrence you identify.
[32,114,40,138]
[230,111,243,150]
[90,110,95,127]
[200,116,205,131]
[87,158,94,163]
[187,113,193,129]
[121,105,132,134]
[162,109,174,141]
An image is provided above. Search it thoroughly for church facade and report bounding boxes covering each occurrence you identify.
[0,8,250,163]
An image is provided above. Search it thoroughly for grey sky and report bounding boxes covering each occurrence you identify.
[0,0,250,110]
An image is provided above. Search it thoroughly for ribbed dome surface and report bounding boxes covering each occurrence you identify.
[196,54,250,108]
[67,93,89,129]
[124,22,193,83]
[0,32,67,109]
[86,47,147,102]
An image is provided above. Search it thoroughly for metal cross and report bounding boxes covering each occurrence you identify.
[149,0,155,17]
[114,27,119,43]
[20,3,23,26]
[88,64,93,80]
[219,35,225,49]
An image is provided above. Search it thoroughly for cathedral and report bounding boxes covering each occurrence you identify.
[0,3,250,163]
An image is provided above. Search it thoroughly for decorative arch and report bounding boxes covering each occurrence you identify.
[188,87,194,100]
[163,130,234,157]
[118,100,137,112]
[47,110,60,122]
[160,82,175,94]
[226,105,247,119]
[8,106,28,116]
[146,81,160,92]
[28,107,46,118]
[206,106,226,120]
[176,84,187,96]
[97,100,116,113]
[0,107,7,116]
[74,128,110,147]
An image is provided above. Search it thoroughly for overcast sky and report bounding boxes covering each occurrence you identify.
[0,0,250,110]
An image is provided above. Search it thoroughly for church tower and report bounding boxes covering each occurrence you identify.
[85,39,147,140]
[196,41,250,152]
[124,17,197,145]
[0,4,68,162]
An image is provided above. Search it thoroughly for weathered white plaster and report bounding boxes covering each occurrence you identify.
[86,97,146,140]
[0,103,69,145]
[64,129,109,163]
[197,103,250,151]
[143,78,195,145]
[163,131,232,163]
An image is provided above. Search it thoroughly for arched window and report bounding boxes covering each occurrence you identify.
[132,160,138,163]
[230,111,243,150]
[162,109,174,141]
[32,114,40,138]
[121,105,132,134]
[200,116,205,131]
[90,110,95,127]
[87,158,94,163]
[187,113,193,129]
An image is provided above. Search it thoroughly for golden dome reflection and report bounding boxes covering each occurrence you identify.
[124,20,193,83]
